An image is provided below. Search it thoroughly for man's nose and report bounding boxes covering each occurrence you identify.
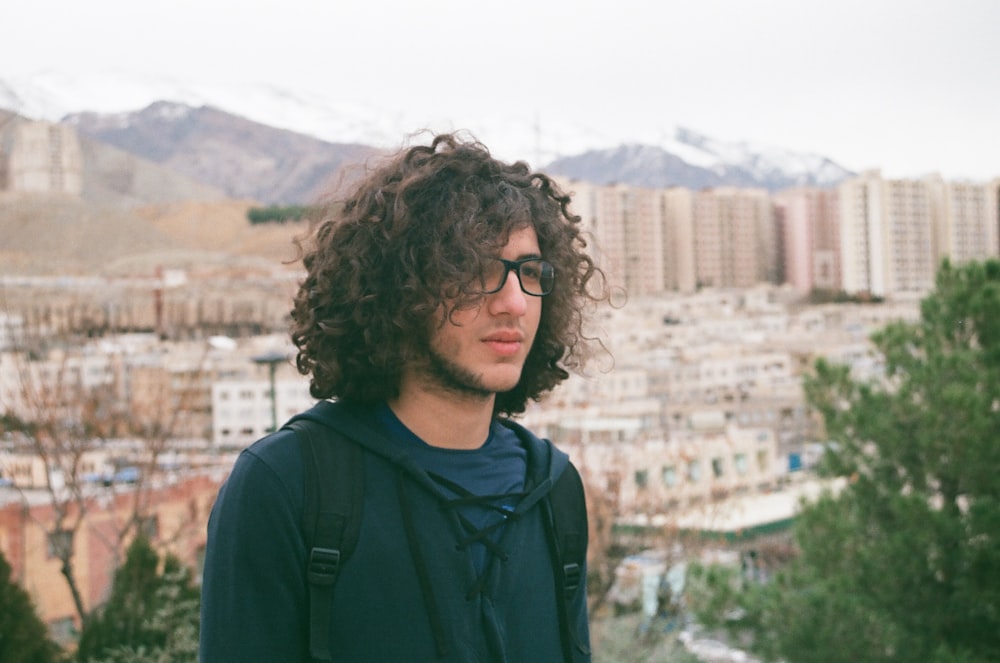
[488,271,529,316]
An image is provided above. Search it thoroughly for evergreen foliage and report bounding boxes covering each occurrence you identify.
[687,259,1000,662]
[246,204,313,224]
[76,536,199,663]
[0,550,63,663]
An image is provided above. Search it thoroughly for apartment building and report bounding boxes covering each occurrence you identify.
[662,187,698,293]
[932,177,1000,264]
[0,347,118,425]
[211,369,315,447]
[555,421,780,515]
[774,187,841,293]
[840,171,939,297]
[0,271,296,342]
[558,170,998,301]
[561,177,713,297]
[556,178,619,286]
[0,333,307,447]
[559,178,661,296]
[0,120,83,195]
[692,188,776,289]
[127,340,255,440]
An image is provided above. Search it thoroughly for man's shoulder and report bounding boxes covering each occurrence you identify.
[243,426,300,466]
[240,400,352,470]
[230,427,303,495]
[220,401,367,519]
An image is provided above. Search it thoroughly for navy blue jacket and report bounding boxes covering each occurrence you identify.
[200,401,591,662]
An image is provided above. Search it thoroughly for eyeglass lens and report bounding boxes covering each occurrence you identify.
[483,258,554,295]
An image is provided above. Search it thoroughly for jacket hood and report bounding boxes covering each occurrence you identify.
[288,399,571,498]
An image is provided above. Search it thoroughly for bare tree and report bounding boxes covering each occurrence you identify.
[0,331,212,627]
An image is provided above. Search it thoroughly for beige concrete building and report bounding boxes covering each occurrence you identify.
[662,187,698,293]
[930,177,1000,265]
[561,179,780,297]
[211,370,315,447]
[774,187,841,293]
[559,178,684,297]
[555,422,780,515]
[1,120,83,195]
[692,188,778,289]
[559,172,996,301]
[839,171,937,297]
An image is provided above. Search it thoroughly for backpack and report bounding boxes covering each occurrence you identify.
[287,416,589,663]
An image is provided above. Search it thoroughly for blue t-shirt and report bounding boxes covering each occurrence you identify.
[374,403,527,572]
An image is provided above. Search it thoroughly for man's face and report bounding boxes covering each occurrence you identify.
[420,225,544,399]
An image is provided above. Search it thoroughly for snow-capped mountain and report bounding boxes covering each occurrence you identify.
[64,100,375,205]
[1,70,853,197]
[546,132,852,192]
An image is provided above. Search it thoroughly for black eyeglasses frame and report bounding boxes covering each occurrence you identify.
[478,257,555,297]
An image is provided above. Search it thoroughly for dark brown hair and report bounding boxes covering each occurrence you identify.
[291,132,606,415]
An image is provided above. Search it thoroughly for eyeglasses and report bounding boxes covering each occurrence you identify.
[479,257,555,296]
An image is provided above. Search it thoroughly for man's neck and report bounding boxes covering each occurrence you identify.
[388,382,496,450]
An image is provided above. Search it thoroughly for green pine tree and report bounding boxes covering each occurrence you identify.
[0,549,63,663]
[688,259,1000,662]
[76,536,199,663]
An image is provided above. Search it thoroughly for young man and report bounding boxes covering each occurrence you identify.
[200,133,607,662]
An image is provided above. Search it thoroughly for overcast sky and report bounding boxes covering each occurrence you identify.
[3,0,998,180]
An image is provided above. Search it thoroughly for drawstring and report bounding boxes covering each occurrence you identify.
[397,470,450,658]
[429,472,526,563]
[395,468,554,655]
[427,471,546,602]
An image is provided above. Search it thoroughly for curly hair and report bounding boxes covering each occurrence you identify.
[291,132,607,416]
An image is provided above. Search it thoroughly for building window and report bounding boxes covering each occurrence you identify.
[662,465,677,487]
[635,470,649,489]
[687,460,701,482]
[734,453,748,475]
[711,457,725,478]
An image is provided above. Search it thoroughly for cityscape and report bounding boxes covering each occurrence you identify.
[1,114,999,660]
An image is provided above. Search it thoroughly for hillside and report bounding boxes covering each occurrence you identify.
[79,133,227,206]
[0,194,307,276]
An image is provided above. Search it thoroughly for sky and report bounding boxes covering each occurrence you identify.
[3,0,999,180]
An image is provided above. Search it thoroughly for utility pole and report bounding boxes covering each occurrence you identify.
[252,350,288,432]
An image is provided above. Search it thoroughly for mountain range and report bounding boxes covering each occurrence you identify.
[1,72,854,205]
[64,102,375,205]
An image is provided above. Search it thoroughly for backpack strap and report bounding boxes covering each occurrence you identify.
[544,461,591,662]
[287,418,364,662]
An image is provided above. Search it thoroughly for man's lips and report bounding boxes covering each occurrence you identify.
[483,331,524,356]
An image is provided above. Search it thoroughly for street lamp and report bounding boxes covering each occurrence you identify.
[252,350,289,433]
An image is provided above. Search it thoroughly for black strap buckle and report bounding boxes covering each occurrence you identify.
[308,547,342,586]
[563,562,581,598]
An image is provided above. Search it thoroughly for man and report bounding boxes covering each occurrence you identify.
[200,133,607,662]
